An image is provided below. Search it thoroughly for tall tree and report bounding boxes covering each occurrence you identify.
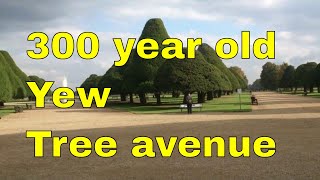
[98,50,135,103]
[279,65,295,91]
[155,49,217,103]
[198,43,239,92]
[295,62,317,92]
[260,62,280,90]
[315,63,320,93]
[28,75,53,100]
[0,64,12,106]
[124,18,170,104]
[0,50,31,100]
[249,79,263,91]
[80,74,102,94]
[229,66,248,89]
[278,62,289,81]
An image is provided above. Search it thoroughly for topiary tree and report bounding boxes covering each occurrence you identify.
[0,50,31,104]
[124,18,170,104]
[0,64,12,106]
[155,49,217,103]
[28,75,52,100]
[198,43,239,95]
[80,74,102,94]
[229,66,248,90]
[98,49,135,103]
[0,51,30,99]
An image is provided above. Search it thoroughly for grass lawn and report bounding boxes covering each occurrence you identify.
[0,108,15,117]
[108,93,252,114]
[281,91,320,98]
[0,102,32,118]
[306,93,320,98]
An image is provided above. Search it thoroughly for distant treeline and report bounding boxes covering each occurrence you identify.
[250,62,320,93]
[80,18,248,105]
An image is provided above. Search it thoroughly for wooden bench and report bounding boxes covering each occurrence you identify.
[179,104,203,112]
[251,96,258,105]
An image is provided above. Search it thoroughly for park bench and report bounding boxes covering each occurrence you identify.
[251,96,258,105]
[179,104,203,112]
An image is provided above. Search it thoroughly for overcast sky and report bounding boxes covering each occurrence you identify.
[0,0,319,89]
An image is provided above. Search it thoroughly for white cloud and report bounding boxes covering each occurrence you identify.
[1,0,320,86]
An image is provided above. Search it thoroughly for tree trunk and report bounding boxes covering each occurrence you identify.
[172,91,180,98]
[218,90,222,98]
[318,86,320,93]
[138,93,147,104]
[155,92,161,105]
[120,93,127,102]
[310,85,314,93]
[303,85,307,92]
[129,93,134,104]
[207,91,213,100]
[197,92,206,103]
[213,90,219,98]
[0,101,4,107]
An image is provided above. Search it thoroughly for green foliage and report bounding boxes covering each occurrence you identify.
[91,19,251,104]
[98,66,123,94]
[0,64,12,102]
[28,75,53,96]
[295,62,317,91]
[155,49,217,93]
[229,66,248,89]
[198,43,239,90]
[98,49,135,95]
[136,81,155,93]
[260,62,280,90]
[279,65,295,89]
[29,75,45,86]
[278,63,289,80]
[315,63,320,86]
[80,74,102,93]
[0,50,30,100]
[124,18,170,94]
[249,79,263,91]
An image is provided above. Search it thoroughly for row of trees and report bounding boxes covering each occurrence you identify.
[0,50,30,106]
[0,50,50,106]
[81,18,248,104]
[259,62,320,92]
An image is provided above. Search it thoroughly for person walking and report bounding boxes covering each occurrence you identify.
[186,93,193,114]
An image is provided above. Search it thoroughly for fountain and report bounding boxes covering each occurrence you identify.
[61,76,68,103]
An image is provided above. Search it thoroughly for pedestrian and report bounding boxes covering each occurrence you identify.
[186,93,193,114]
